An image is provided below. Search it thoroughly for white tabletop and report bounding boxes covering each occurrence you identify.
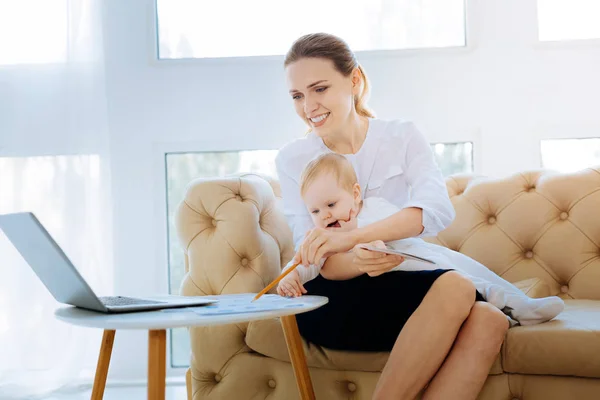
[54,294,328,330]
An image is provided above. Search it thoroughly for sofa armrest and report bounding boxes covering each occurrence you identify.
[174,174,295,390]
[175,173,294,297]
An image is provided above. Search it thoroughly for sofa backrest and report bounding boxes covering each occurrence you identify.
[176,168,600,301]
[424,167,600,300]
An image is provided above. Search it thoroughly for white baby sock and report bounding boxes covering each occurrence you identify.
[484,284,564,326]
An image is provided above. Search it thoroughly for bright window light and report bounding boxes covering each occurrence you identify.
[538,0,600,41]
[541,138,600,173]
[0,0,67,65]
[431,142,473,176]
[156,0,466,59]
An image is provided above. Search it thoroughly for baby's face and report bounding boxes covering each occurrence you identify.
[302,173,361,232]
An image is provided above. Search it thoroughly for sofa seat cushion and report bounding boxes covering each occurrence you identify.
[503,300,600,378]
[246,317,504,374]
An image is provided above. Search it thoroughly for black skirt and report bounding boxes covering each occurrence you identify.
[296,270,484,352]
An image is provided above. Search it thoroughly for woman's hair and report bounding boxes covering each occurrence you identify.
[300,153,359,197]
[284,33,375,119]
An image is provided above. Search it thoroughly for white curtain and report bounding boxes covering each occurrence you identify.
[0,1,112,398]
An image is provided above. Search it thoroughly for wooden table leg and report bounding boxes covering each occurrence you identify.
[281,315,316,400]
[186,368,193,400]
[91,329,116,400]
[148,330,167,400]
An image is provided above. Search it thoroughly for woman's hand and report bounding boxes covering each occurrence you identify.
[352,240,405,277]
[292,228,358,266]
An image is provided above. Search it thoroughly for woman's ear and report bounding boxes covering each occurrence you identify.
[351,68,361,95]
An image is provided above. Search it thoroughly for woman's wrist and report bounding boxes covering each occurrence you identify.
[350,207,424,245]
[348,228,366,247]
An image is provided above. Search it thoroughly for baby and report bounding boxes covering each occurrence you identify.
[277,153,565,326]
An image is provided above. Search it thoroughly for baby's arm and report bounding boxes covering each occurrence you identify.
[277,258,324,297]
[277,269,306,297]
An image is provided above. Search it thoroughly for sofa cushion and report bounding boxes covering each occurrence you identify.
[503,300,600,378]
[513,277,552,298]
[246,317,505,375]
[246,318,389,372]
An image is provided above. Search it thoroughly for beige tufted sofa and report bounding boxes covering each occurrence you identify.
[175,167,600,400]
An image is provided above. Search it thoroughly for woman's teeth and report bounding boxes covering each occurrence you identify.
[310,113,329,123]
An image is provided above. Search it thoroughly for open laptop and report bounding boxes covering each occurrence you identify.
[0,212,217,313]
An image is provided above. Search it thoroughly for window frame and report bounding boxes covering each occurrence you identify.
[535,0,600,45]
[149,0,475,65]
[153,141,280,371]
[535,123,600,170]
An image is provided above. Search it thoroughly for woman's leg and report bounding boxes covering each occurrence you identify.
[422,302,509,399]
[372,271,476,400]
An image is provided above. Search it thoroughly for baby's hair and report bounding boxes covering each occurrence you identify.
[300,153,358,197]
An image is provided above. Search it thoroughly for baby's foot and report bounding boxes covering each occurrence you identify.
[484,285,564,325]
[505,296,565,326]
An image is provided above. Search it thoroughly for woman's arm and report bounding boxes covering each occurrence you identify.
[400,122,455,237]
[352,206,424,243]
[320,238,405,279]
[319,210,419,279]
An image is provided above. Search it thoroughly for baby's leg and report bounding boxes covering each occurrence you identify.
[434,248,564,325]
[391,259,443,272]
[434,246,524,294]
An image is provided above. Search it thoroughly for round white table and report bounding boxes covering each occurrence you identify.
[55,294,328,400]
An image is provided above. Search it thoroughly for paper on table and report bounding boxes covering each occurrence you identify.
[183,294,308,316]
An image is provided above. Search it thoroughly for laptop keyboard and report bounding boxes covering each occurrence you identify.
[99,296,165,307]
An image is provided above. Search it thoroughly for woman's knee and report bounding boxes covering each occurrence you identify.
[428,271,476,319]
[466,302,509,350]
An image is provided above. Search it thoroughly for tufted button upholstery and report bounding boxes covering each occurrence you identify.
[488,216,496,224]
[347,382,357,392]
[175,174,295,400]
[561,285,569,294]
[525,251,533,259]
[241,258,249,267]
[267,379,276,388]
[214,374,222,383]
[560,212,568,220]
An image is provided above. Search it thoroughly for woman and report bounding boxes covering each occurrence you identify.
[275,33,509,399]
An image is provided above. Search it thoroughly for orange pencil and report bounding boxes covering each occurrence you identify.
[252,262,300,302]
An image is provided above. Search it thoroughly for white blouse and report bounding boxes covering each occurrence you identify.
[275,118,455,251]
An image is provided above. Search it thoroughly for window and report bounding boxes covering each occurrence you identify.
[541,138,600,172]
[0,155,111,392]
[431,142,474,176]
[156,0,466,59]
[537,0,600,41]
[0,0,67,65]
[165,150,278,367]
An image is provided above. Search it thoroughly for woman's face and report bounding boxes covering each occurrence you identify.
[286,58,360,138]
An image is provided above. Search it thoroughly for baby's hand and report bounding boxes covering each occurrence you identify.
[277,269,307,298]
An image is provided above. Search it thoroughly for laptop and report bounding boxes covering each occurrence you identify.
[0,212,217,313]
